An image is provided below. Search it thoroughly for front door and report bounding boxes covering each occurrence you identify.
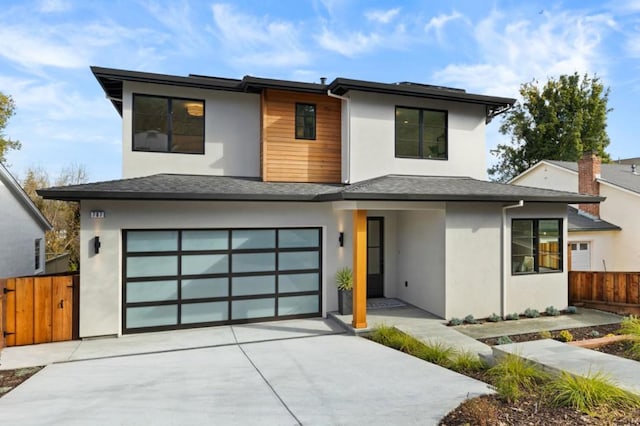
[367,217,384,298]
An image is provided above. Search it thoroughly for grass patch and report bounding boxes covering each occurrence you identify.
[619,315,640,338]
[450,350,487,374]
[488,354,548,402]
[545,370,640,415]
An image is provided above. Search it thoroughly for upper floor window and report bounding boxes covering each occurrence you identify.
[133,94,205,154]
[395,107,447,159]
[512,219,562,274]
[295,103,316,140]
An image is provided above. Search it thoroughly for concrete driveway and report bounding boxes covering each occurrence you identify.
[0,320,491,425]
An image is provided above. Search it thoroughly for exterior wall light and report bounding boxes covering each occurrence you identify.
[339,232,344,247]
[94,236,101,254]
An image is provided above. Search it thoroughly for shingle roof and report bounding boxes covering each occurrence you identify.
[38,174,603,204]
[547,160,640,195]
[567,206,620,232]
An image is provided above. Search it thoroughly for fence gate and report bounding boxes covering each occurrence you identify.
[1,274,79,347]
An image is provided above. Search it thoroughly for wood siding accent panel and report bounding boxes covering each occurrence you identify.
[261,89,341,183]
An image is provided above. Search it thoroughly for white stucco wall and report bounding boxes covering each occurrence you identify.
[121,82,261,178]
[599,185,640,270]
[395,209,447,318]
[444,203,502,319]
[0,180,46,278]
[511,162,577,192]
[506,203,569,314]
[347,91,488,183]
[79,200,347,338]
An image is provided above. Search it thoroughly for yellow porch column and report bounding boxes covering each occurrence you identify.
[352,209,367,328]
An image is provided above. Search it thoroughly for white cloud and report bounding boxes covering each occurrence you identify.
[365,8,400,24]
[38,0,71,13]
[424,11,466,43]
[317,29,383,56]
[210,3,310,67]
[0,26,87,69]
[432,10,616,97]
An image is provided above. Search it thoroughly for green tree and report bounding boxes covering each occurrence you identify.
[22,165,88,271]
[0,91,21,164]
[489,73,611,182]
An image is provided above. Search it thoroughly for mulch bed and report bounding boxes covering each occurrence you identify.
[0,367,42,398]
[441,322,640,425]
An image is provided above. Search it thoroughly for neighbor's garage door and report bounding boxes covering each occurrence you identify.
[123,228,321,333]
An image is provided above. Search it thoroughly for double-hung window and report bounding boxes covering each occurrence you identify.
[295,103,316,140]
[395,107,447,159]
[133,94,205,154]
[512,219,562,274]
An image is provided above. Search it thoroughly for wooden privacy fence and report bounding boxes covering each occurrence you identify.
[569,271,640,315]
[1,273,79,348]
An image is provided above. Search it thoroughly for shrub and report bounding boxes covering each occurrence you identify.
[505,313,520,321]
[546,370,640,415]
[626,341,640,361]
[497,335,513,345]
[566,306,578,314]
[545,306,560,316]
[487,313,502,322]
[588,330,601,338]
[415,340,456,367]
[463,314,478,324]
[539,330,552,339]
[454,396,499,426]
[450,350,488,373]
[524,308,540,318]
[448,317,463,326]
[488,354,548,402]
[335,267,353,291]
[619,315,640,338]
[557,330,574,342]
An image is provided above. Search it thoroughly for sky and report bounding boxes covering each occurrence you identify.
[1,0,640,183]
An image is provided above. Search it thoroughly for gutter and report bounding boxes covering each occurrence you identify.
[501,200,524,317]
[327,89,351,184]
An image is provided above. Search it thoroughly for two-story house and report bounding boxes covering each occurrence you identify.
[39,67,601,338]
[1,163,51,278]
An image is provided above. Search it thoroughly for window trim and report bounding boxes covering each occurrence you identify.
[511,218,563,275]
[295,102,316,140]
[395,106,448,160]
[132,93,206,155]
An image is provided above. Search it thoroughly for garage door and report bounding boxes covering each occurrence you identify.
[123,228,322,333]
[570,242,590,271]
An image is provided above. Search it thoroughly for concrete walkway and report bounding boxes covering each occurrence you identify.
[494,339,640,396]
[0,318,492,425]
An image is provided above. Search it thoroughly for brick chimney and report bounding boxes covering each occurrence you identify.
[578,151,601,217]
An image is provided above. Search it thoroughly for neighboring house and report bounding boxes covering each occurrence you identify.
[0,163,52,278]
[511,153,640,271]
[39,67,601,338]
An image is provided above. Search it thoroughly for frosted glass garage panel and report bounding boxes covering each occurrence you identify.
[181,302,228,324]
[279,273,319,293]
[182,254,228,275]
[232,275,275,296]
[278,251,319,270]
[279,229,319,248]
[231,230,275,249]
[181,278,228,299]
[232,253,275,273]
[126,305,177,328]
[127,231,178,252]
[182,230,228,251]
[232,298,275,319]
[127,280,177,303]
[127,256,177,278]
[278,295,319,316]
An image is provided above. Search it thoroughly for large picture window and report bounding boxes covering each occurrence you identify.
[133,94,204,154]
[512,219,562,274]
[295,103,316,140]
[395,107,447,159]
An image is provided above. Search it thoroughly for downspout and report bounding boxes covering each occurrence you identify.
[502,200,524,317]
[327,90,351,183]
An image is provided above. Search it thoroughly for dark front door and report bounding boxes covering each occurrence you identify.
[367,217,384,298]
